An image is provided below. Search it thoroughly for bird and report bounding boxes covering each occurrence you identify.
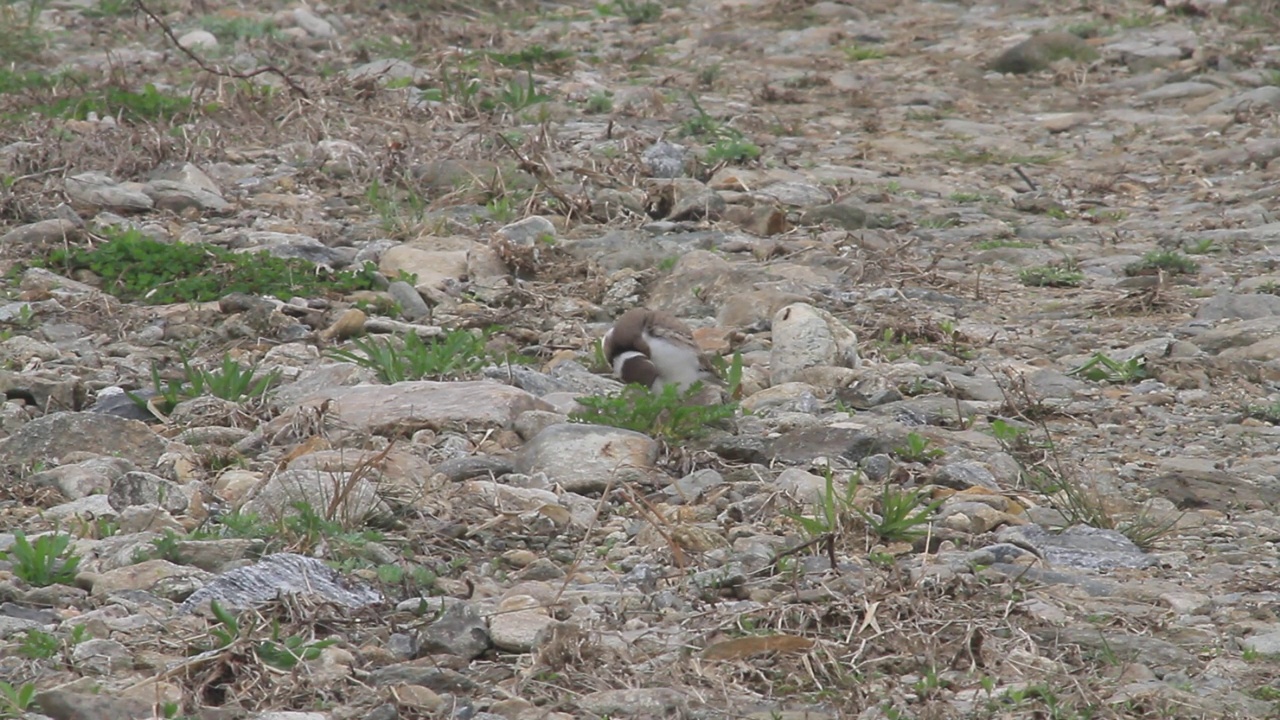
[601,308,709,392]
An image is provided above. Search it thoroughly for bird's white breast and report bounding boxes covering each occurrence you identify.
[645,331,701,390]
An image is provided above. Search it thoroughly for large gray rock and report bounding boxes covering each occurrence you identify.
[292,380,551,435]
[419,601,491,659]
[990,32,1097,74]
[997,525,1154,570]
[0,369,86,412]
[1196,293,1280,322]
[770,303,860,385]
[36,689,154,720]
[1207,86,1280,114]
[178,553,382,614]
[518,423,660,493]
[64,172,153,212]
[108,471,192,514]
[487,595,554,653]
[0,218,83,246]
[142,179,229,214]
[0,412,168,469]
[578,688,689,719]
[238,467,389,524]
[27,457,132,499]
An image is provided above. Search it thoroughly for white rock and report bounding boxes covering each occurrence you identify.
[769,302,860,385]
[518,423,659,493]
[292,8,336,37]
[177,30,218,50]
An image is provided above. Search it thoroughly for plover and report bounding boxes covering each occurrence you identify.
[602,308,708,392]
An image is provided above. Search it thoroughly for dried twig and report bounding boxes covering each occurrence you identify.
[133,0,309,99]
[1014,165,1037,192]
[495,131,590,219]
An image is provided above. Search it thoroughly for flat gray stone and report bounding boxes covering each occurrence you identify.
[142,179,230,213]
[419,601,491,659]
[1241,630,1280,656]
[770,303,859,385]
[36,689,154,720]
[64,172,153,212]
[0,218,83,246]
[238,467,389,523]
[293,380,551,434]
[518,423,659,493]
[1196,293,1280,322]
[578,688,689,718]
[178,553,382,614]
[997,525,1154,570]
[0,412,168,469]
[1207,86,1280,114]
[990,32,1097,74]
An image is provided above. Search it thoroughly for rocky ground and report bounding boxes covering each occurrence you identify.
[2,0,1280,718]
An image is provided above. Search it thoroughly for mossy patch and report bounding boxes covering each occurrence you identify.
[990,32,1098,74]
[32,229,379,305]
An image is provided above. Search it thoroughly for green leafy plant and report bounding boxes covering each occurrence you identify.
[375,563,437,595]
[18,625,87,661]
[34,83,191,122]
[1020,264,1084,287]
[0,681,35,718]
[485,194,520,223]
[1,531,81,587]
[18,629,59,660]
[486,71,550,113]
[203,356,280,400]
[419,66,483,111]
[1068,352,1148,383]
[893,432,944,464]
[571,382,736,441]
[38,229,378,305]
[199,15,278,41]
[1244,400,1280,424]
[327,328,505,383]
[875,328,915,360]
[0,71,47,98]
[207,599,241,649]
[82,0,135,18]
[704,138,760,164]
[678,94,741,141]
[856,486,945,542]
[212,510,274,539]
[974,238,1033,250]
[256,627,336,670]
[146,530,185,564]
[1124,249,1198,277]
[584,91,613,114]
[129,351,280,415]
[987,418,1030,448]
[704,351,746,401]
[918,215,959,229]
[0,0,49,64]
[782,469,861,540]
[487,44,572,68]
[365,179,429,237]
[598,0,662,23]
[1183,238,1218,255]
[203,600,335,670]
[843,44,885,61]
[283,501,381,553]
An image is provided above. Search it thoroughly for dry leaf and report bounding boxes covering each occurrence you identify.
[537,504,571,527]
[701,634,814,661]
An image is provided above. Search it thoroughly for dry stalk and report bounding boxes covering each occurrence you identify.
[134,0,309,99]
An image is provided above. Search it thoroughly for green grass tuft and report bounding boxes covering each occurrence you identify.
[35,228,379,304]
